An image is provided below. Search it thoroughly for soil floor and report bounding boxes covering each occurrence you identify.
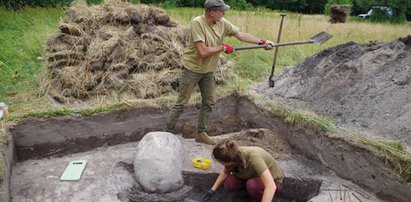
[11,132,380,202]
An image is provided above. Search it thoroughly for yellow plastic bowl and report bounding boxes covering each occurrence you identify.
[192,157,211,170]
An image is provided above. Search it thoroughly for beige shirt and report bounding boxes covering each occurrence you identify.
[235,147,284,183]
[182,15,240,74]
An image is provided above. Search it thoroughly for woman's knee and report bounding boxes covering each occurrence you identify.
[246,178,264,200]
[224,175,245,192]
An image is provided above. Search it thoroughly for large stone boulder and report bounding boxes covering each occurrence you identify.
[134,131,184,193]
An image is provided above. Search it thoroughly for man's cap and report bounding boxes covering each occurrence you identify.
[204,0,230,11]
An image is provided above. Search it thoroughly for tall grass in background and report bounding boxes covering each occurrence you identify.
[167,8,411,82]
[1,6,411,115]
[0,7,64,113]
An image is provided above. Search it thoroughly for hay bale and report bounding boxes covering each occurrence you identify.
[43,0,233,103]
[54,66,101,98]
[329,4,350,23]
[215,57,235,85]
[47,51,84,63]
[46,43,84,53]
[46,59,82,70]
[65,0,94,24]
[59,23,83,36]
[47,33,82,47]
[128,69,180,98]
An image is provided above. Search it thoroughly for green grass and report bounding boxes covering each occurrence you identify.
[12,101,132,121]
[0,7,64,117]
[252,94,335,133]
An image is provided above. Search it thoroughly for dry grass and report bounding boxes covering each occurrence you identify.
[43,1,189,103]
[222,12,411,70]
[226,12,410,45]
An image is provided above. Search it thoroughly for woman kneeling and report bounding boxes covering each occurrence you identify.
[203,140,284,202]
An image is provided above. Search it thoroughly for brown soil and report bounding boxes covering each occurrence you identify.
[228,128,292,160]
[181,118,292,159]
[255,35,411,153]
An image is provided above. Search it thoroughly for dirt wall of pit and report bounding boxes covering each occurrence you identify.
[237,97,411,202]
[0,141,13,202]
[4,95,411,202]
[10,96,237,160]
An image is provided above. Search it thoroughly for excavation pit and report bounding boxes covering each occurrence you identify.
[2,95,409,201]
[120,166,321,202]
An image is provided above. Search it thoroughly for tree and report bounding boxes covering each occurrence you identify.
[306,0,328,14]
[386,0,408,22]
[268,0,308,13]
[251,0,328,14]
[226,0,251,10]
[352,0,409,22]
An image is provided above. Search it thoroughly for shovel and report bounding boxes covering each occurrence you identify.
[269,14,286,87]
[235,31,333,51]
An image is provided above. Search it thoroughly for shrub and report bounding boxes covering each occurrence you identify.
[369,7,391,22]
[0,0,103,10]
[226,0,251,10]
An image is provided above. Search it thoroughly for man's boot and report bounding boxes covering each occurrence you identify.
[195,132,216,145]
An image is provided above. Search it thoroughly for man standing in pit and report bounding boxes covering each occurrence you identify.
[166,0,274,145]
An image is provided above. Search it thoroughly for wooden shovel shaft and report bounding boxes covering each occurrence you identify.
[235,41,313,51]
[235,31,333,51]
[269,14,286,87]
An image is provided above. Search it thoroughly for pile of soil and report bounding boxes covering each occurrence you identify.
[229,128,292,160]
[44,0,234,103]
[329,4,350,23]
[255,36,411,152]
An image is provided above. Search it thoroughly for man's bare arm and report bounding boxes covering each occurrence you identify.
[195,41,224,58]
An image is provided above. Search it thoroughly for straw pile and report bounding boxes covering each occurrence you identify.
[329,4,350,23]
[44,0,234,103]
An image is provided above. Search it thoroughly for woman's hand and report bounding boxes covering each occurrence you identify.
[204,169,230,201]
[202,189,215,201]
[211,170,229,191]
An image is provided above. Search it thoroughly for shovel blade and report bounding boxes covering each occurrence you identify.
[308,32,333,44]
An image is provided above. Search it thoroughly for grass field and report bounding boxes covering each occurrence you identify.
[1,6,411,117]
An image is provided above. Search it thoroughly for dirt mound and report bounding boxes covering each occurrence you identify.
[255,36,411,152]
[229,128,292,160]
[44,0,234,103]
